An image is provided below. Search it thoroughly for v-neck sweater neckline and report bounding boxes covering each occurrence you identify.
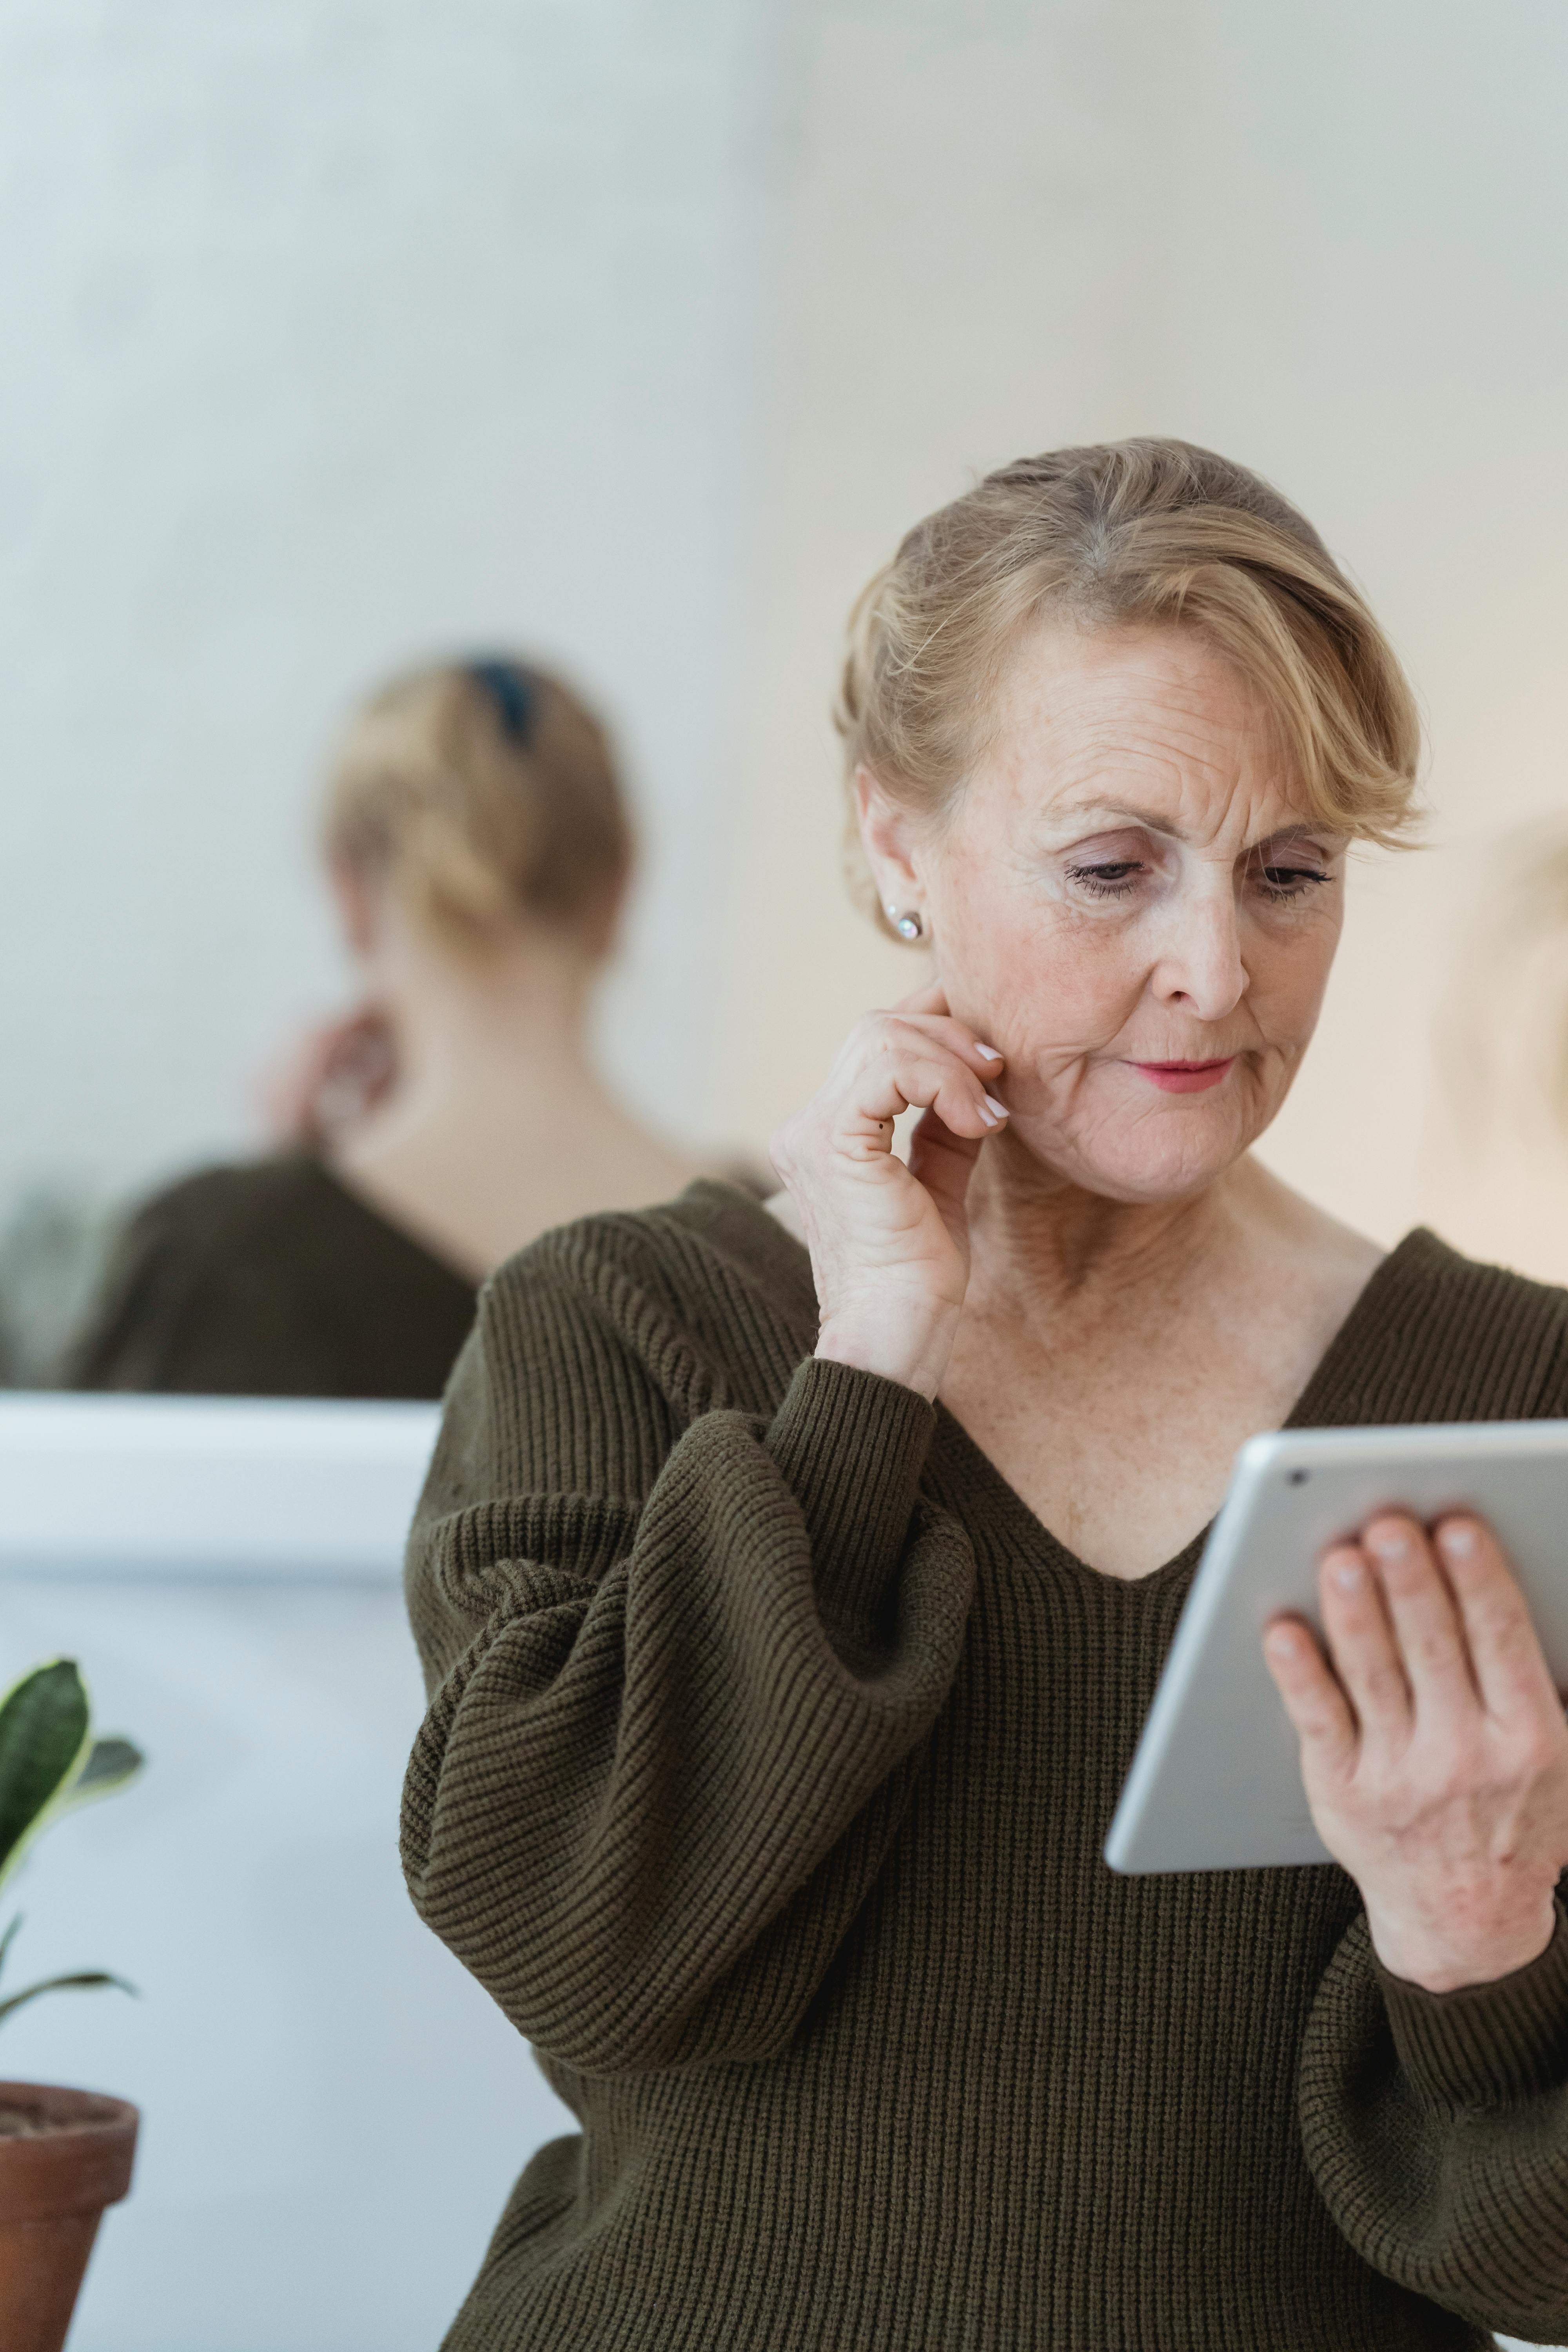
[746,1187,1432,1595]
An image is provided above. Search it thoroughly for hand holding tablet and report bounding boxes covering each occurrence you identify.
[1106,1421,1568,1998]
[1261,1506,1568,1992]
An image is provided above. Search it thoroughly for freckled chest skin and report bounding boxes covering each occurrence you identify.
[912,628,1380,1579]
[940,1200,1379,1579]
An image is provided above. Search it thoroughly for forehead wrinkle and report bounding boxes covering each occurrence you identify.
[1022,774,1330,856]
[983,627,1309,846]
[1021,731,1245,820]
[1033,746,1288,831]
[1017,699,1280,807]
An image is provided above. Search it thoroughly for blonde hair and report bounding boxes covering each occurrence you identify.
[323,657,632,953]
[837,438,1422,936]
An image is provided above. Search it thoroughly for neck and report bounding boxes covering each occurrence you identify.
[964,1132,1268,1318]
[368,926,604,1125]
[327,912,703,1280]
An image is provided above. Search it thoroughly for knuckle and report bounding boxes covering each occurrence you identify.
[1299,1704,1345,1745]
[851,1012,901,1062]
[1468,1577,1522,1624]
[1516,1724,1565,1777]
[1481,1599,1531,1646]
[1410,1628,1462,1675]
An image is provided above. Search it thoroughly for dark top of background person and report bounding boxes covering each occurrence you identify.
[70,655,731,1400]
[71,1156,475,1398]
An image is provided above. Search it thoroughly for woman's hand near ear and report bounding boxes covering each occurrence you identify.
[255,1004,397,1151]
[769,985,1009,1399]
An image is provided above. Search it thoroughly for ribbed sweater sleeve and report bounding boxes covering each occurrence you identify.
[1298,1906,1568,2341]
[399,1227,976,2077]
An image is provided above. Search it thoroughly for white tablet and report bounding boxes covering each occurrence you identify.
[1103,1419,1568,1875]
[0,1393,441,1581]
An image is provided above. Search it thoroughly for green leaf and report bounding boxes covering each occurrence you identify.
[0,1971,136,2028]
[0,1915,20,1985]
[0,1665,90,1893]
[55,1738,144,1815]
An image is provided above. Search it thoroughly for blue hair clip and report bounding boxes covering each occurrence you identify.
[469,658,535,746]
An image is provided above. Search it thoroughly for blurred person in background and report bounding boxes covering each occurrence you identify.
[71,657,712,1397]
[1446,820,1568,1143]
[403,445,1568,2351]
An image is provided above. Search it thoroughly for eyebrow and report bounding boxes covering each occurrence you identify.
[1049,801,1345,851]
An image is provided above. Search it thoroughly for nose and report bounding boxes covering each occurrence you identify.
[1150,885,1247,1023]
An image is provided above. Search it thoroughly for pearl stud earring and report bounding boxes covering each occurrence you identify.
[886,905,925,942]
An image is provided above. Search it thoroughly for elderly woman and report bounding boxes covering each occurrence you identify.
[404,442,1568,2350]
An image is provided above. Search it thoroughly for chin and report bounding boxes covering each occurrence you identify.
[1013,1103,1261,1204]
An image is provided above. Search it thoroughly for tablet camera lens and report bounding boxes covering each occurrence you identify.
[1287,1469,1310,1486]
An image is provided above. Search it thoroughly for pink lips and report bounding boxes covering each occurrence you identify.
[1130,1058,1236,1094]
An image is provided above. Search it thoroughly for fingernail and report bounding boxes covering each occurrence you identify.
[1332,1555,1364,1592]
[1439,1521,1477,1559]
[975,1042,1002,1062]
[1367,1526,1409,1561]
[978,1103,998,1128]
[983,1094,1009,1118]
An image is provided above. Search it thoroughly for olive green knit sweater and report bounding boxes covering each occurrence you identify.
[403,1180,1568,2351]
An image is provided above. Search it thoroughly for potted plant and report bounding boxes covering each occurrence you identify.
[0,1659,143,2352]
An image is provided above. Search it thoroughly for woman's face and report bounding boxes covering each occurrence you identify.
[865,625,1348,1203]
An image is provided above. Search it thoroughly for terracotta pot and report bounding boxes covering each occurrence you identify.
[0,2083,138,2352]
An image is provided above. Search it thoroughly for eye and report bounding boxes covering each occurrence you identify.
[1255,861,1333,904]
[1065,859,1146,900]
